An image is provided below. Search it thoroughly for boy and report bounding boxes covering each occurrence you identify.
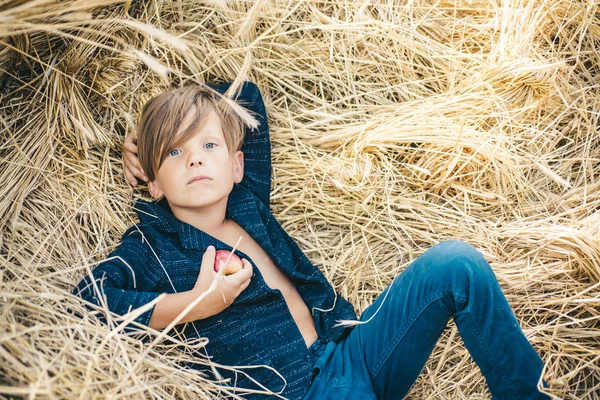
[75,81,550,399]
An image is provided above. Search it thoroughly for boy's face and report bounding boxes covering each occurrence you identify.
[148,108,244,212]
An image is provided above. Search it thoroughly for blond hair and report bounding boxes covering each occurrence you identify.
[136,85,245,182]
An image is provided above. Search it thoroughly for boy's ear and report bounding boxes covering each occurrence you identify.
[148,180,164,199]
[233,150,244,184]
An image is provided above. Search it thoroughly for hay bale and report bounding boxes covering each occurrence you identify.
[1,0,599,398]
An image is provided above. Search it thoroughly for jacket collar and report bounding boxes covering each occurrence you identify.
[132,185,262,250]
[132,185,325,286]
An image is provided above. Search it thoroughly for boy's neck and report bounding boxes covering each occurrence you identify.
[167,196,229,238]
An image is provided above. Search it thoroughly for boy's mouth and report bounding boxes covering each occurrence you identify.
[188,175,211,184]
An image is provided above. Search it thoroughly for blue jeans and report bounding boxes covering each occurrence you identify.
[303,241,549,399]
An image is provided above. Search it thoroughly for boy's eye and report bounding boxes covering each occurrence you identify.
[205,143,216,149]
[168,149,182,157]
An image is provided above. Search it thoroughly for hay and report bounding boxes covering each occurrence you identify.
[1,0,599,398]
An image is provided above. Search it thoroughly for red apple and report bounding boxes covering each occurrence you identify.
[214,250,243,275]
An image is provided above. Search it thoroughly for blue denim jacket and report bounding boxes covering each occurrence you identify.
[73,81,358,399]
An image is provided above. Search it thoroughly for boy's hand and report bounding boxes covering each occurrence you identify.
[122,133,148,186]
[193,246,253,317]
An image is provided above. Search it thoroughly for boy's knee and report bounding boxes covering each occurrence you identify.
[424,240,493,278]
[431,240,482,258]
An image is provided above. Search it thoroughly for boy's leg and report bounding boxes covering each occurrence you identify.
[342,240,548,399]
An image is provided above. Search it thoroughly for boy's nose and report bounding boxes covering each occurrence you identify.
[187,152,204,167]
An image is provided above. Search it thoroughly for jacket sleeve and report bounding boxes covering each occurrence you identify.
[72,238,162,329]
[209,81,272,208]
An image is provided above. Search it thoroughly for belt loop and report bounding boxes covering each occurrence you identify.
[310,337,326,358]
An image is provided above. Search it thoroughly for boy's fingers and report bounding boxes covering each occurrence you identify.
[123,156,140,176]
[239,278,251,292]
[203,245,216,261]
[198,246,216,279]
[225,269,251,287]
[124,151,142,171]
[127,163,142,180]
[124,133,138,145]
[235,261,253,284]
[123,138,138,152]
[132,166,148,183]
[238,260,253,279]
[124,164,146,185]
[229,277,250,295]
[124,168,138,186]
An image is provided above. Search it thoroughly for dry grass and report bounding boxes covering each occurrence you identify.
[1,0,599,398]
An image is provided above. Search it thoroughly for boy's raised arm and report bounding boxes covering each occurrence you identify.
[122,81,271,205]
[209,81,272,208]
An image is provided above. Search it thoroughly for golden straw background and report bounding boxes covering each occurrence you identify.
[1,0,599,398]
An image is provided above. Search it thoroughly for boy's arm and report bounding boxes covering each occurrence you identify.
[73,254,217,330]
[73,242,250,330]
[209,81,272,208]
[148,289,219,329]
[72,249,162,328]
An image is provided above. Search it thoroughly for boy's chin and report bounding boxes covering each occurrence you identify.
[164,197,224,209]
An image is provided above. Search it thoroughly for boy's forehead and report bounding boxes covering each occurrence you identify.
[176,106,223,139]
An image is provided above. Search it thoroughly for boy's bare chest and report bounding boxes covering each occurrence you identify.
[216,219,319,347]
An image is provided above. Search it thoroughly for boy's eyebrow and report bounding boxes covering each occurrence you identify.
[197,129,222,141]
[171,132,221,149]
[201,134,222,142]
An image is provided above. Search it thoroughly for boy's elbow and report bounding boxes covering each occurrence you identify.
[242,81,261,99]
[242,80,258,90]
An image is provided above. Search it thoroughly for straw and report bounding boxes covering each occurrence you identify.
[1,0,599,398]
